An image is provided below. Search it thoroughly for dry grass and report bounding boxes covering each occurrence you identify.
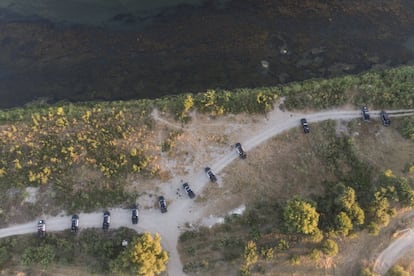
[351,119,414,176]
[202,125,333,217]
[180,118,414,275]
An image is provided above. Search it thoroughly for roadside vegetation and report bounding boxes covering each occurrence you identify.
[0,66,413,222]
[0,228,168,275]
[178,119,414,275]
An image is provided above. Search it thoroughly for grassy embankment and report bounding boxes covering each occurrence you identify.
[0,65,414,274]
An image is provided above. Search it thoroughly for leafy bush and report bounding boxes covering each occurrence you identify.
[260,247,274,261]
[334,212,353,237]
[308,248,322,262]
[283,198,320,235]
[277,239,290,251]
[111,233,169,276]
[289,254,301,265]
[360,267,379,276]
[386,265,410,276]
[321,239,338,257]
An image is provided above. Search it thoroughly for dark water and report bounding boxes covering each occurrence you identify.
[1,0,414,108]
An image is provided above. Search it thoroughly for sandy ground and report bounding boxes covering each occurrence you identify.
[1,105,414,276]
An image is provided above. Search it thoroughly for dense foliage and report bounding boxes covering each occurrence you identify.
[283,198,320,235]
[111,233,169,276]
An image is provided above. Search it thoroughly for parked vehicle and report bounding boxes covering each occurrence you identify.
[380,111,390,126]
[301,118,310,133]
[71,214,79,233]
[183,183,196,199]
[131,204,139,224]
[234,143,247,159]
[205,167,217,183]
[362,106,370,121]
[159,196,168,213]
[103,211,110,231]
[37,220,46,238]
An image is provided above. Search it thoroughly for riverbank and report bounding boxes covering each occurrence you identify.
[0,0,414,108]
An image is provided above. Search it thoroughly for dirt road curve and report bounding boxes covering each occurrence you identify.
[374,229,414,275]
[1,107,414,276]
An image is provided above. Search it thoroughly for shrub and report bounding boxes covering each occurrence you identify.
[309,248,322,262]
[110,232,168,276]
[334,212,353,237]
[290,254,301,265]
[360,267,379,276]
[277,239,289,251]
[260,247,274,261]
[386,265,409,276]
[283,198,320,235]
[321,239,339,257]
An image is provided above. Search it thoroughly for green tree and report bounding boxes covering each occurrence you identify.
[334,184,356,210]
[334,212,353,236]
[349,203,365,225]
[386,265,409,276]
[283,198,320,235]
[111,233,168,276]
[321,239,338,257]
[368,192,393,228]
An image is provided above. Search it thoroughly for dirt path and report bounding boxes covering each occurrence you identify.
[373,228,414,275]
[1,107,414,276]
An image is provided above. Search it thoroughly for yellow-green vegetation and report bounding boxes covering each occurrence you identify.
[386,265,410,276]
[360,267,379,276]
[283,198,320,236]
[150,65,414,124]
[282,66,414,109]
[0,101,163,219]
[320,239,339,257]
[240,240,258,275]
[111,232,169,276]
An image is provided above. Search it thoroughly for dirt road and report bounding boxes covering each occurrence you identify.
[1,107,414,276]
[373,229,414,275]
